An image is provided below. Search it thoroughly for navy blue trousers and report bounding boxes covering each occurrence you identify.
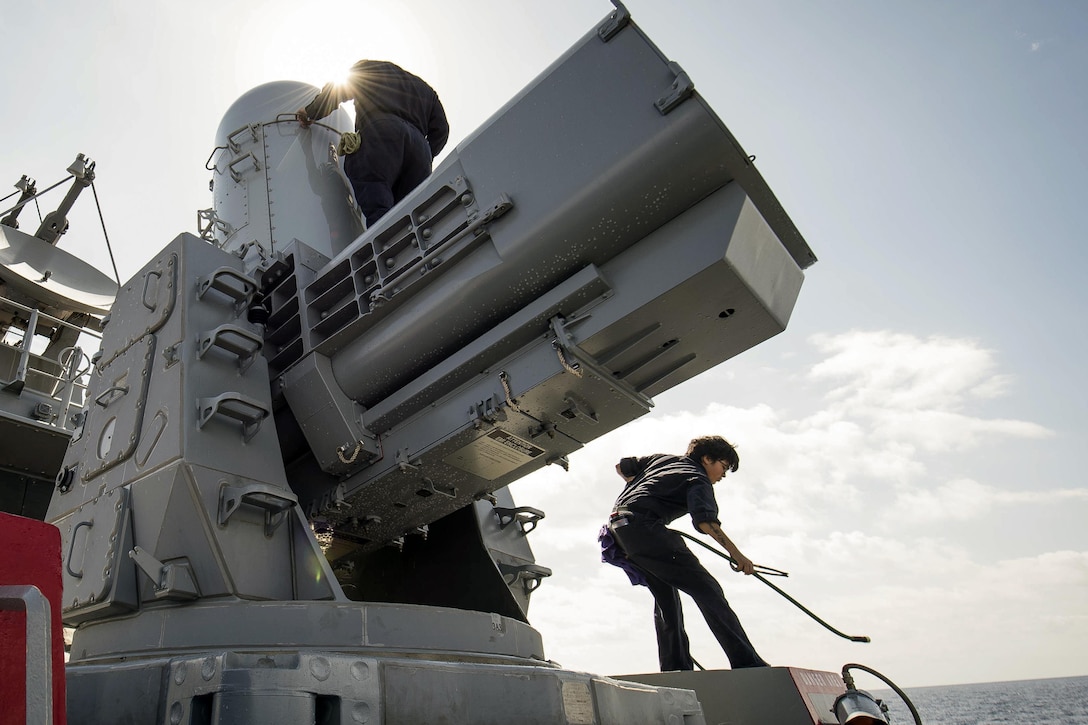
[344,116,432,226]
[612,516,768,671]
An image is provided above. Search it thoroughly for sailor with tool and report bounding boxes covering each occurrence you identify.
[606,435,770,672]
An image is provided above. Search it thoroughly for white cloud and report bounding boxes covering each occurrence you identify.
[804,331,1052,453]
[511,329,1084,686]
[894,478,1088,524]
[809,331,1012,409]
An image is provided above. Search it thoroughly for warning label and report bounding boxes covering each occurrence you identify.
[561,681,594,725]
[444,429,546,480]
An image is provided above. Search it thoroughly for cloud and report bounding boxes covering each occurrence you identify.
[894,478,1088,524]
[805,331,1052,453]
[1015,30,1048,53]
[510,329,1083,686]
[809,331,1012,409]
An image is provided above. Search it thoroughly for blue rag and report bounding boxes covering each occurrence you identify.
[598,524,648,587]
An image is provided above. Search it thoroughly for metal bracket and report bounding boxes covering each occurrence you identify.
[655,61,695,115]
[471,395,508,427]
[196,207,236,245]
[549,315,653,410]
[55,465,76,493]
[493,506,546,535]
[395,448,420,473]
[546,454,571,471]
[196,392,270,443]
[196,323,264,373]
[561,394,599,424]
[416,477,457,499]
[93,384,129,408]
[218,481,297,537]
[498,563,553,594]
[226,123,259,153]
[228,152,262,183]
[196,266,257,314]
[598,1,631,41]
[127,546,199,601]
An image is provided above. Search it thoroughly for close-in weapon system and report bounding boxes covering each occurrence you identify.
[0,6,917,725]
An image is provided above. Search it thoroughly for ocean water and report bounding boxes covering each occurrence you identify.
[873,675,1088,724]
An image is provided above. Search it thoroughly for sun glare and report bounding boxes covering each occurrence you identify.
[235,1,435,93]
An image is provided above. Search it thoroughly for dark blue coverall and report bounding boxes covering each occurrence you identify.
[610,454,768,672]
[304,60,449,226]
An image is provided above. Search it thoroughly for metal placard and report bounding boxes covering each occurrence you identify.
[443,429,546,481]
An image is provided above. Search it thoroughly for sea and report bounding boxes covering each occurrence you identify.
[872,675,1088,724]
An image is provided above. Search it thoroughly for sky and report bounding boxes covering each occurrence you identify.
[3,0,1085,691]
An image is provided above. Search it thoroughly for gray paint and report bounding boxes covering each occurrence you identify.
[0,5,827,723]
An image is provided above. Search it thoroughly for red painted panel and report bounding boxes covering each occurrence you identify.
[0,512,65,725]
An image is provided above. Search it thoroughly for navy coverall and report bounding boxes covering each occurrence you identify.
[610,454,768,672]
[304,60,449,226]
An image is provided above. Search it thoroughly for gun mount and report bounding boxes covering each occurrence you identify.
[3,6,827,724]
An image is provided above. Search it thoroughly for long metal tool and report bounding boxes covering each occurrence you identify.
[675,529,872,643]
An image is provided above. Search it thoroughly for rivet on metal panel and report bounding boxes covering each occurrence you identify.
[351,702,371,723]
[310,657,332,681]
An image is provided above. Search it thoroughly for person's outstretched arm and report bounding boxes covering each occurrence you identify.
[297,82,345,127]
[697,521,754,575]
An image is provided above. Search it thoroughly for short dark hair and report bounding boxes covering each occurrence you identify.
[686,436,739,472]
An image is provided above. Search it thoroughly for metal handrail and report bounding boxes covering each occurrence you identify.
[0,293,104,339]
[2,297,96,429]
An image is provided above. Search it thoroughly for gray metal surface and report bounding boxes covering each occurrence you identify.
[265,16,810,569]
[13,5,819,723]
[48,233,339,620]
[316,19,809,406]
[1,158,106,518]
[620,668,846,725]
[207,81,363,260]
[68,600,544,661]
[68,651,706,725]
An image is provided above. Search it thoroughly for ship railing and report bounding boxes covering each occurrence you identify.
[0,293,100,430]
